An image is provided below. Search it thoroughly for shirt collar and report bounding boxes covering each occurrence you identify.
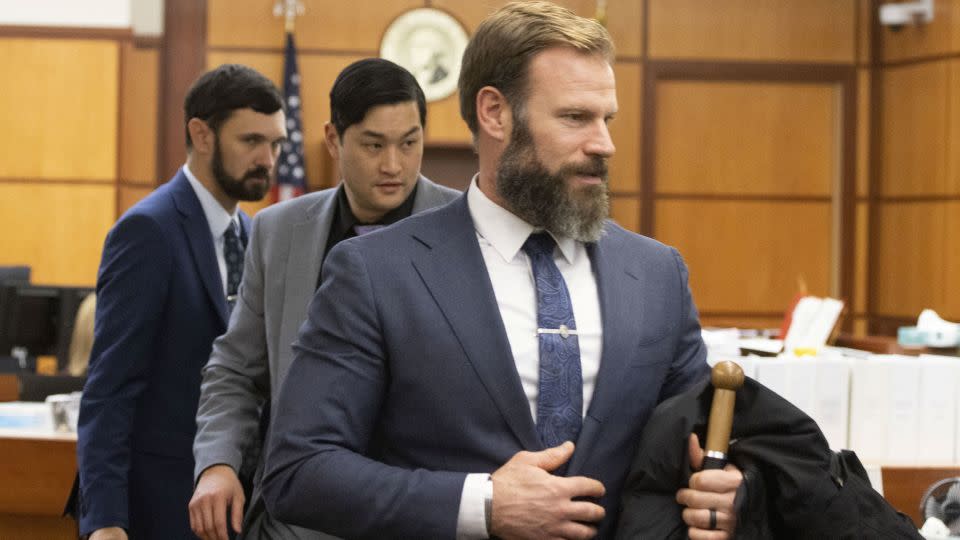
[333,178,420,233]
[182,164,239,239]
[466,175,577,264]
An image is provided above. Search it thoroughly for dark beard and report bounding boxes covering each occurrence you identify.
[212,139,272,202]
[496,118,609,242]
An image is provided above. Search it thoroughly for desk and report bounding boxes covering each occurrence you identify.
[0,404,77,539]
[835,333,959,357]
[0,404,952,536]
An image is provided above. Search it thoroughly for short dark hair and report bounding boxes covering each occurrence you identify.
[329,58,426,138]
[183,64,284,148]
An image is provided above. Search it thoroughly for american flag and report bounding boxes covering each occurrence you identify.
[272,32,307,202]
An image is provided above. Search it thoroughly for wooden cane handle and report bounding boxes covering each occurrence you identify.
[703,361,745,469]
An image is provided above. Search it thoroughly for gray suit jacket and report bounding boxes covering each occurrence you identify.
[193,176,459,539]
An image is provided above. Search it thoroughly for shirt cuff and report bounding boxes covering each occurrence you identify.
[456,473,491,539]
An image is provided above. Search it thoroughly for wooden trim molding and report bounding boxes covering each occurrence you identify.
[869,315,916,337]
[116,39,125,218]
[133,35,161,49]
[643,61,857,83]
[875,194,960,203]
[159,0,207,182]
[655,193,834,203]
[881,52,960,69]
[0,25,132,40]
[205,45,377,57]
[0,178,114,186]
[867,0,883,334]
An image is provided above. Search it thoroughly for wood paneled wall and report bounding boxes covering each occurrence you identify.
[640,1,866,330]
[0,28,160,286]
[119,40,161,214]
[872,0,960,329]
[192,1,875,330]
[7,0,957,330]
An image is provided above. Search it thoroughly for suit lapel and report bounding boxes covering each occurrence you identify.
[568,230,639,474]
[238,211,252,246]
[410,197,542,451]
[171,172,229,326]
[411,175,449,212]
[278,191,338,357]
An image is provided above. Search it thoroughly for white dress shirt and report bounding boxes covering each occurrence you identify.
[182,164,241,296]
[456,177,603,539]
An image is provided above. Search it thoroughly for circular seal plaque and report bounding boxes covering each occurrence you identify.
[380,8,469,102]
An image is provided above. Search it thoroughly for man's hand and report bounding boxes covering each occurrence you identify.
[89,527,127,540]
[490,441,606,540]
[189,464,245,540]
[675,433,743,540]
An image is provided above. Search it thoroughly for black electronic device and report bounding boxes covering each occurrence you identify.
[17,373,86,402]
[0,266,30,285]
[0,283,94,371]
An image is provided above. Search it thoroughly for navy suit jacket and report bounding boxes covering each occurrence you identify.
[77,170,250,538]
[262,194,709,539]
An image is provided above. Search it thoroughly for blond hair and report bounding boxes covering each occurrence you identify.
[67,293,96,376]
[458,1,614,137]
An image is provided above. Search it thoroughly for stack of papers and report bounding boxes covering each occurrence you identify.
[0,401,54,434]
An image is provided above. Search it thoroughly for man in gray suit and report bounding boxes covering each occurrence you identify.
[189,58,459,540]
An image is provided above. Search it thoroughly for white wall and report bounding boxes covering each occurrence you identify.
[131,0,164,36]
[0,0,163,35]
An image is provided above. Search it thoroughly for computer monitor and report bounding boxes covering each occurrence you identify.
[0,266,30,285]
[17,373,86,402]
[0,284,94,371]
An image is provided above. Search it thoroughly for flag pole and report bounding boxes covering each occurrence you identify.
[271,0,308,203]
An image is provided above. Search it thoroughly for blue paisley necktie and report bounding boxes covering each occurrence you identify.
[522,232,583,450]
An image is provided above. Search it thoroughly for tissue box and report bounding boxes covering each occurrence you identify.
[898,326,928,348]
[925,327,960,348]
[898,325,958,348]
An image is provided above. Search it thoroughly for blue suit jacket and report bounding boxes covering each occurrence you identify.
[77,170,250,538]
[262,194,709,539]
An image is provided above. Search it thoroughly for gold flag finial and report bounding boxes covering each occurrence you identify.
[273,0,305,33]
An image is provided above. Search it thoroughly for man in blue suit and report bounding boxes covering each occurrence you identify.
[263,2,742,539]
[77,64,287,540]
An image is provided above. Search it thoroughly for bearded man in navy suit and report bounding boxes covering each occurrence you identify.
[263,2,743,538]
[78,64,287,540]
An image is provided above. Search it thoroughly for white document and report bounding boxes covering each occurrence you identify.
[738,337,784,355]
[754,355,851,450]
[702,328,743,366]
[885,359,920,464]
[848,356,894,464]
[754,357,798,410]
[812,357,852,451]
[784,296,844,353]
[916,355,957,464]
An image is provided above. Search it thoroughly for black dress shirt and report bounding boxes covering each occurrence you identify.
[316,182,419,289]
